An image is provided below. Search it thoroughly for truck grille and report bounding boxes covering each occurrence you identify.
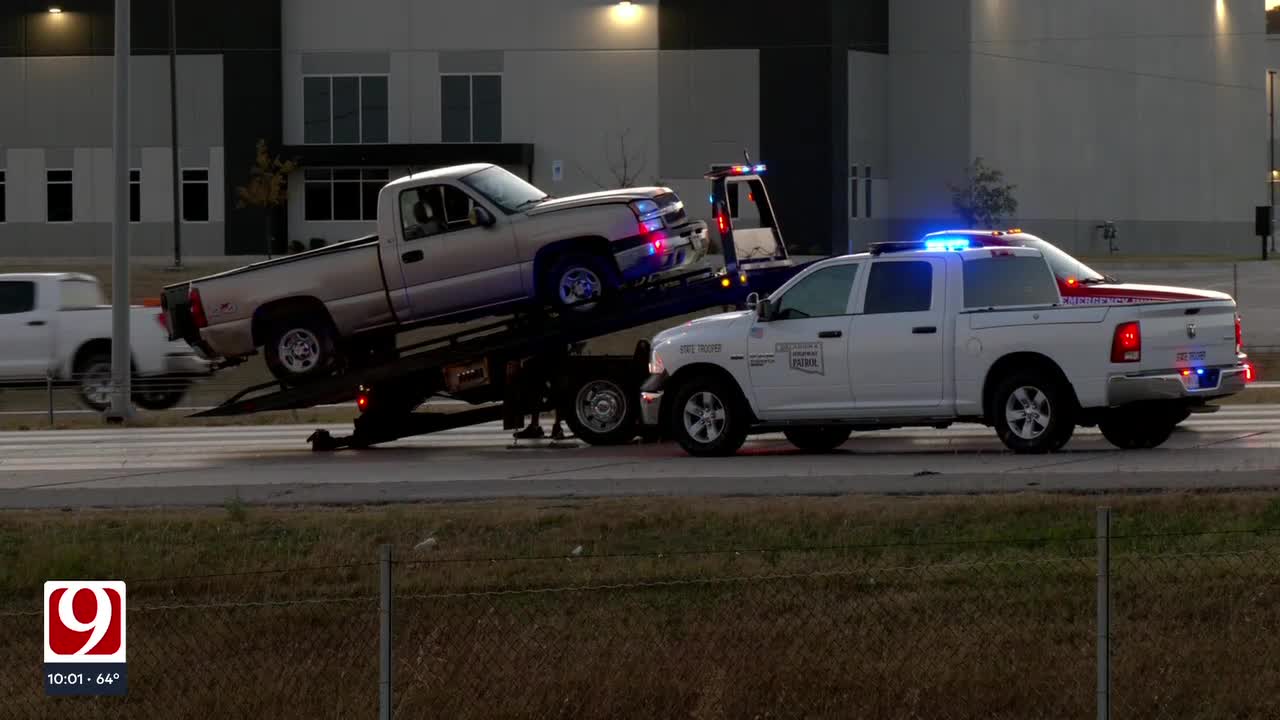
[655,193,687,226]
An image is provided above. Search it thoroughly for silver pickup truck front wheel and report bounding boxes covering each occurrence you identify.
[544,254,616,313]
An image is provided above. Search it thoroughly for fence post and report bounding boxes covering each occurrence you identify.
[379,543,393,720]
[1233,263,1239,303]
[46,371,55,427]
[1096,507,1111,720]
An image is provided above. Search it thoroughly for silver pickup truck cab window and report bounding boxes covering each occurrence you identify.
[399,185,480,242]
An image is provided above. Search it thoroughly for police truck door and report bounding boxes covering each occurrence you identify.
[746,261,861,418]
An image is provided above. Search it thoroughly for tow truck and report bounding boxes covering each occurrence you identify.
[171,162,801,451]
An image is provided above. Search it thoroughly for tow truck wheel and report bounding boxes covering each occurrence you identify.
[784,426,852,453]
[670,374,749,457]
[1099,410,1177,450]
[562,376,638,446]
[264,319,338,385]
[133,378,191,411]
[992,371,1075,454]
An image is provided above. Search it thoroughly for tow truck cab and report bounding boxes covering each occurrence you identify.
[923,230,1229,305]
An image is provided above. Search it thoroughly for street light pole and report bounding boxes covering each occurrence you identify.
[1270,70,1276,257]
[168,0,182,268]
[108,0,132,421]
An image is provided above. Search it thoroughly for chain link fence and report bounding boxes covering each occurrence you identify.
[2,515,1280,718]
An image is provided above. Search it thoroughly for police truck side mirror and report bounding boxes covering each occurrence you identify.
[756,298,772,322]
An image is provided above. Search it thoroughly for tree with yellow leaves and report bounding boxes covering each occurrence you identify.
[236,139,298,257]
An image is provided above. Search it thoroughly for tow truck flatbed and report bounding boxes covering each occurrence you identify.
[184,163,800,451]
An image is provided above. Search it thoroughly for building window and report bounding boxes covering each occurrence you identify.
[441,74,502,143]
[182,169,209,222]
[1269,0,1280,33]
[850,165,876,219]
[47,169,73,223]
[304,168,388,222]
[849,165,858,219]
[129,169,141,223]
[0,170,6,223]
[304,75,389,145]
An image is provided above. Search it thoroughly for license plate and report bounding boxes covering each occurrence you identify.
[1184,372,1201,389]
[1176,351,1206,363]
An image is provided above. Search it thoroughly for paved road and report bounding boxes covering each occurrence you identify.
[3,405,1280,508]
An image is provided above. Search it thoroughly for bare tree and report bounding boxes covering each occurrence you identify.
[577,129,650,189]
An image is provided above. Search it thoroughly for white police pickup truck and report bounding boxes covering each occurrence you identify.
[640,237,1249,456]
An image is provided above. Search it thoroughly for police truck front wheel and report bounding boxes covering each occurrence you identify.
[670,375,749,457]
[784,426,852,453]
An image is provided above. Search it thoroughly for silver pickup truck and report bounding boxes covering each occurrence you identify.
[163,163,708,383]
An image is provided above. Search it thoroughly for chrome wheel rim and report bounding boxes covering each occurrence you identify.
[278,329,321,374]
[558,267,602,306]
[1005,386,1051,440]
[81,362,113,408]
[683,391,727,444]
[576,380,627,435]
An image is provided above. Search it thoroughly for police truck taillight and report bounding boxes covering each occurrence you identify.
[189,287,208,329]
[1110,321,1141,363]
[1235,314,1243,354]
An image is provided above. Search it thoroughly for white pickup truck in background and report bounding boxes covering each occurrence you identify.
[641,239,1249,456]
[0,273,209,411]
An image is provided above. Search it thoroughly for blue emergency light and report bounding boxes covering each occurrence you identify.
[923,237,974,252]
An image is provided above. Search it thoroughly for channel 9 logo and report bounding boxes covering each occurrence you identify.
[43,581,128,696]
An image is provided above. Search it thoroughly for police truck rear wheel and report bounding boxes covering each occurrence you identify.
[670,375,749,457]
[1099,410,1176,450]
[784,427,852,453]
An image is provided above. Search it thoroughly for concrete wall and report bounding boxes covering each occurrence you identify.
[967,0,1266,256]
[657,49,760,227]
[887,0,973,243]
[282,0,662,242]
[0,55,225,256]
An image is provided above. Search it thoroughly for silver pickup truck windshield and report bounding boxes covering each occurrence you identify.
[461,166,547,213]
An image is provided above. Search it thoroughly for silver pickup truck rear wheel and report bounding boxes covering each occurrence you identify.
[264,320,338,385]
